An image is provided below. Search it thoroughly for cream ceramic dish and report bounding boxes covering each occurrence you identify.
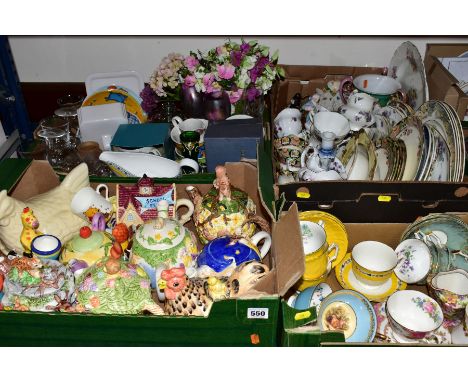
[99,151,199,177]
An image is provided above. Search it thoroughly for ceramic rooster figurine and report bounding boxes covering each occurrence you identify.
[20,207,43,252]
[158,261,270,317]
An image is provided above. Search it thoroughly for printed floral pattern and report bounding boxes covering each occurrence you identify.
[396,246,416,276]
[412,296,442,324]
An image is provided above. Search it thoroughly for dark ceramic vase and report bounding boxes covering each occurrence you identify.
[181,87,204,118]
[203,90,231,121]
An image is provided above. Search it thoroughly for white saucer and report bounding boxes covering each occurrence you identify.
[226,114,254,120]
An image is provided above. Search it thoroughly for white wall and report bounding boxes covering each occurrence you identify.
[9,36,468,83]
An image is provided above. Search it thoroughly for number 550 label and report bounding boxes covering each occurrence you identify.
[247,308,269,319]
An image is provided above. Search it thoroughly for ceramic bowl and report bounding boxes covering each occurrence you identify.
[318,289,377,342]
[386,290,443,341]
[353,74,402,96]
[394,239,432,284]
[351,241,398,286]
[294,283,333,311]
[429,269,468,324]
[313,111,350,141]
[31,234,62,260]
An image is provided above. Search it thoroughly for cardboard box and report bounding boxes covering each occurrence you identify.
[424,44,468,121]
[281,213,468,347]
[263,64,468,222]
[204,119,264,172]
[258,140,468,223]
[270,64,384,120]
[0,159,304,346]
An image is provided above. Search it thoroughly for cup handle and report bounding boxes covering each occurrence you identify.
[175,198,194,225]
[179,158,199,174]
[148,148,161,156]
[171,116,183,128]
[339,76,354,104]
[250,231,272,259]
[395,89,407,104]
[95,184,109,199]
[325,243,339,273]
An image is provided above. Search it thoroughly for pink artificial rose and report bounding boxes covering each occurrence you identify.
[423,301,434,313]
[184,75,196,87]
[228,88,244,104]
[217,63,235,80]
[185,55,199,72]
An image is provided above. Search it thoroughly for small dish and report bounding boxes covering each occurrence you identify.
[318,289,377,343]
[226,114,254,120]
[394,239,432,284]
[294,283,333,311]
[335,253,406,302]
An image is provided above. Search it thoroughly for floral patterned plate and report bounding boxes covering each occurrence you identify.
[394,239,432,284]
[335,253,407,302]
[425,126,450,181]
[388,41,427,110]
[389,115,424,181]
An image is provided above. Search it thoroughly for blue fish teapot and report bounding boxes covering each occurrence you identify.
[196,231,271,278]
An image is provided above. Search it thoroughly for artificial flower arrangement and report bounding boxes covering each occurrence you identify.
[141,40,284,119]
[181,40,285,105]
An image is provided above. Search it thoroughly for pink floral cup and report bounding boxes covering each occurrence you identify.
[386,290,443,341]
[429,269,468,327]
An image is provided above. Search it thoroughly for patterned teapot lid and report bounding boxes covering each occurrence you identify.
[135,217,186,250]
[68,228,108,253]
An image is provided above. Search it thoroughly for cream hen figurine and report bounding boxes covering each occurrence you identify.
[0,163,90,253]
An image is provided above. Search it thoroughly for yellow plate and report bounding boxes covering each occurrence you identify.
[82,86,147,124]
[335,253,406,302]
[298,210,348,268]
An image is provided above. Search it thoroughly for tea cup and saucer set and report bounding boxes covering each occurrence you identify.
[335,241,407,302]
[296,211,348,290]
[373,292,451,344]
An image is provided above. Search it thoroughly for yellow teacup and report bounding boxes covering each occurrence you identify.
[351,241,397,286]
[300,221,339,285]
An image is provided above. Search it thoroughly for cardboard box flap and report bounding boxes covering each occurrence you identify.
[10,160,61,201]
[272,203,304,297]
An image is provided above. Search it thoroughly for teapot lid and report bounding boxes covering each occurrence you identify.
[69,228,106,253]
[135,217,185,250]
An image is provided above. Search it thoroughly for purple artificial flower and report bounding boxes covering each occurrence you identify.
[230,50,243,67]
[140,83,159,114]
[249,67,261,83]
[217,63,235,80]
[228,88,244,104]
[246,87,260,101]
[184,75,196,87]
[240,42,250,54]
[185,55,199,72]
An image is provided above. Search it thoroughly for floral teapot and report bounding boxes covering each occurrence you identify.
[75,246,163,315]
[185,165,270,244]
[130,210,198,288]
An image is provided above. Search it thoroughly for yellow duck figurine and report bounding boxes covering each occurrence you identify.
[20,207,42,252]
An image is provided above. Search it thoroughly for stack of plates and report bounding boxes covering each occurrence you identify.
[414,100,465,182]
[383,100,465,182]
